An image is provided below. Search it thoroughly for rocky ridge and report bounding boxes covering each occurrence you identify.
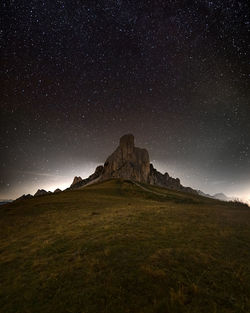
[70,176,83,187]
[70,134,197,194]
[34,189,51,197]
[69,165,104,189]
[54,188,62,193]
[15,194,33,201]
[13,135,235,201]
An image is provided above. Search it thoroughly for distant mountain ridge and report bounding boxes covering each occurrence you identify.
[213,193,233,201]
[0,199,13,205]
[197,191,233,201]
[14,134,234,201]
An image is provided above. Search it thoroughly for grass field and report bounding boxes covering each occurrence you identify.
[0,179,250,313]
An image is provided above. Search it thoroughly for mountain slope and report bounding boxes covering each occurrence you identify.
[1,179,250,313]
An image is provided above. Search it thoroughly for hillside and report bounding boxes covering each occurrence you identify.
[0,179,250,313]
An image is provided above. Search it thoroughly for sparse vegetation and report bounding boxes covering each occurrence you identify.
[0,179,250,313]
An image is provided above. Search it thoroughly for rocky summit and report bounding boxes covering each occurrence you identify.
[101,134,150,183]
[34,189,52,197]
[70,134,197,194]
[54,188,62,193]
[70,176,83,187]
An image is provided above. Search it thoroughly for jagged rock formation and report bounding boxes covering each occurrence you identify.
[15,134,198,199]
[71,176,83,187]
[101,134,150,183]
[148,164,196,193]
[69,134,197,194]
[70,165,104,189]
[15,194,33,201]
[149,164,180,189]
[34,189,50,197]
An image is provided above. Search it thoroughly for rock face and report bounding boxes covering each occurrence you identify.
[101,134,150,183]
[70,165,104,189]
[149,164,180,188]
[54,188,62,193]
[148,164,196,193]
[71,176,83,187]
[69,134,197,194]
[15,134,198,200]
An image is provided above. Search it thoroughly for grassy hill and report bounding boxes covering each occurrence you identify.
[0,179,249,313]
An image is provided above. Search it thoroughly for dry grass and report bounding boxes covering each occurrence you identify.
[0,179,249,313]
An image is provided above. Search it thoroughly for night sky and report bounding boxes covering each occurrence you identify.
[1,0,249,201]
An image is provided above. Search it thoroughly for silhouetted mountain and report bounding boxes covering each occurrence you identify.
[197,191,233,201]
[70,176,83,187]
[15,194,33,201]
[54,188,62,193]
[69,165,104,189]
[70,134,197,194]
[17,134,230,200]
[213,193,232,201]
[34,189,51,197]
[197,190,213,198]
[0,199,13,205]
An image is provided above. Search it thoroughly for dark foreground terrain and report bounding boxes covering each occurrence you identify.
[0,179,249,313]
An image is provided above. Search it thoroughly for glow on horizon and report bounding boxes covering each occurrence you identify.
[152,161,250,203]
[2,162,99,199]
[2,161,249,205]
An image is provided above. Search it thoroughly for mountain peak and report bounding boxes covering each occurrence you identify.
[69,134,197,194]
[71,176,83,187]
[101,134,150,182]
[119,134,135,154]
[34,189,49,197]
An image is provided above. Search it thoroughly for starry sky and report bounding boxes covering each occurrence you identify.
[1,0,249,201]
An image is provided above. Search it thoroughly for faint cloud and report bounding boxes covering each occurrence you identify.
[17,170,66,178]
